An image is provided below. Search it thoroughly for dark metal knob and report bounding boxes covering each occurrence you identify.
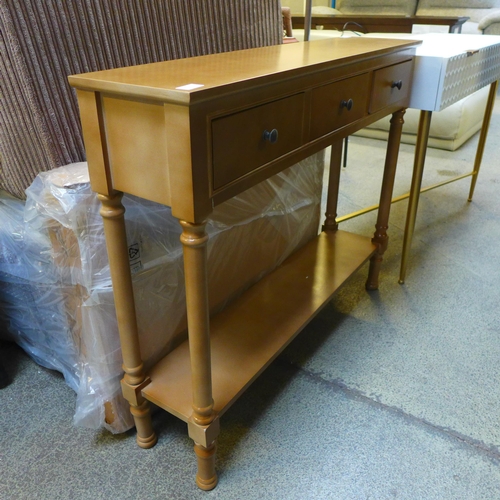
[341,98,354,111]
[391,80,403,90]
[263,129,278,144]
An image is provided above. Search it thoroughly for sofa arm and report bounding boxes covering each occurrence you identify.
[478,10,500,34]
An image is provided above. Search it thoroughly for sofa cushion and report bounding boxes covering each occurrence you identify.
[416,0,500,25]
[478,9,500,33]
[411,21,481,35]
[311,6,342,15]
[336,0,418,16]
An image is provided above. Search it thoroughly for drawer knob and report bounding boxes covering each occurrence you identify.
[263,129,279,144]
[341,98,354,111]
[391,80,403,90]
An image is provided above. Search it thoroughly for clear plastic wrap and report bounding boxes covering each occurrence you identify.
[0,154,325,432]
[0,191,82,392]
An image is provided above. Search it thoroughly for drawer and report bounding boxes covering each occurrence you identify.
[212,94,305,191]
[369,60,413,113]
[309,73,370,140]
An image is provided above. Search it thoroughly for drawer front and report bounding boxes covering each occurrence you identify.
[212,94,305,191]
[310,73,371,140]
[370,60,413,113]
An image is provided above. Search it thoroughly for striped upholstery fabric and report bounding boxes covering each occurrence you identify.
[0,1,282,198]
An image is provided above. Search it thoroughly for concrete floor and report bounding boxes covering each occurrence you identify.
[1,95,500,499]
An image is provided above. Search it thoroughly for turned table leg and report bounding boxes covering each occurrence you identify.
[366,109,406,290]
[323,140,343,232]
[180,220,218,491]
[98,192,157,449]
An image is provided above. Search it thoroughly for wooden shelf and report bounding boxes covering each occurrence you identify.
[142,230,376,422]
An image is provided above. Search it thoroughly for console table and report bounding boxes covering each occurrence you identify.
[69,37,419,490]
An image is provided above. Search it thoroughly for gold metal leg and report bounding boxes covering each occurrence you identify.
[366,109,405,290]
[180,220,218,491]
[98,192,157,449]
[398,110,432,285]
[468,80,498,201]
[323,140,344,232]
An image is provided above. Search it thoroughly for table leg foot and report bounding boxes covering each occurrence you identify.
[130,399,158,449]
[366,253,383,291]
[194,442,218,491]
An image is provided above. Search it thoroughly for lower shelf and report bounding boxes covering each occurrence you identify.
[142,229,376,422]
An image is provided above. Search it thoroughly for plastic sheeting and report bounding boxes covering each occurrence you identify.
[0,154,325,432]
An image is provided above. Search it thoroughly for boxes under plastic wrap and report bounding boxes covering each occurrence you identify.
[0,153,325,432]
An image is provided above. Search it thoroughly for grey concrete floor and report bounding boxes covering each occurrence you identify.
[1,95,500,499]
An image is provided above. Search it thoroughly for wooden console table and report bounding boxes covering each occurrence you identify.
[292,14,469,34]
[69,37,419,490]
